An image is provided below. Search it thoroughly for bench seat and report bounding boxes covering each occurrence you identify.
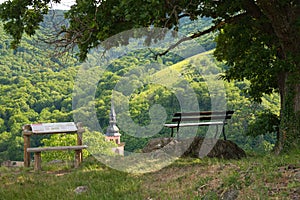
[164,121,226,128]
[27,145,88,171]
[27,145,88,153]
[164,111,234,140]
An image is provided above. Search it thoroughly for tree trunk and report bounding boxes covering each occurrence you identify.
[256,1,300,153]
[276,71,300,154]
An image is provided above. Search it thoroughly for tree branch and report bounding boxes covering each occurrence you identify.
[152,21,224,59]
[153,13,247,59]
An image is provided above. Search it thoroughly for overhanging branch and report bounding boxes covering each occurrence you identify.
[153,13,247,59]
[152,21,224,59]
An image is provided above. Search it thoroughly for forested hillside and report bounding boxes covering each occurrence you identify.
[91,48,280,152]
[0,12,280,163]
[0,11,80,162]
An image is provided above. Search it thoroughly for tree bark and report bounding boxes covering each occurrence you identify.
[256,0,300,153]
[276,71,300,154]
[275,36,300,153]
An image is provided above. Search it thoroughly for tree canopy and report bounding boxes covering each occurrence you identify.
[0,0,299,153]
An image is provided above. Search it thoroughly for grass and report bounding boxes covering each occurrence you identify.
[0,149,299,200]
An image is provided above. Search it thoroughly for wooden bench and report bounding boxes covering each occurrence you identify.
[164,111,234,140]
[27,145,87,171]
[22,122,87,171]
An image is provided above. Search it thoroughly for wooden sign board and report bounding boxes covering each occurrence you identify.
[30,122,78,134]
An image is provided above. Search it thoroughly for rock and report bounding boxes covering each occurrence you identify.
[74,186,88,194]
[202,139,246,159]
[143,137,194,158]
[142,137,246,159]
[142,137,173,153]
[295,171,300,181]
[1,160,24,167]
[1,160,12,167]
[221,189,239,200]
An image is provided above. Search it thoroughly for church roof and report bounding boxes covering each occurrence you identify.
[106,103,121,136]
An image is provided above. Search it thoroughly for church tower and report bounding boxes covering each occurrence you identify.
[105,103,124,155]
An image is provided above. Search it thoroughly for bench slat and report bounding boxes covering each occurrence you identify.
[173,110,234,117]
[27,145,88,153]
[171,115,233,122]
[164,121,226,128]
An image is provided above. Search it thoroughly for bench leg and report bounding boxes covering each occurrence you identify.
[34,152,42,171]
[74,150,82,168]
[214,125,219,139]
[222,126,227,140]
[24,135,31,167]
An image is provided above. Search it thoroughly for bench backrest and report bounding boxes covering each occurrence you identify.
[171,111,234,123]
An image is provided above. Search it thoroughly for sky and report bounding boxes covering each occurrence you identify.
[0,0,75,10]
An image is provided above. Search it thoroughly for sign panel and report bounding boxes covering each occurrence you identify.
[31,122,78,134]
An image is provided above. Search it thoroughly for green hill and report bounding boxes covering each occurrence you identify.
[90,48,279,152]
[0,15,80,162]
[0,13,279,163]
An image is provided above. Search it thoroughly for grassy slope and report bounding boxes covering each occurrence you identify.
[0,150,299,200]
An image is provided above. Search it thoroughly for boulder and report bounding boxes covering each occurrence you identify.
[142,137,173,153]
[142,137,246,159]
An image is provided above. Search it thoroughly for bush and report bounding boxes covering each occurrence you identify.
[246,110,279,137]
[246,110,279,152]
[41,129,117,162]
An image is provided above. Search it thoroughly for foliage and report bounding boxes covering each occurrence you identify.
[245,110,280,152]
[41,129,117,162]
[83,130,118,157]
[0,20,80,163]
[247,110,280,137]
[91,48,280,152]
